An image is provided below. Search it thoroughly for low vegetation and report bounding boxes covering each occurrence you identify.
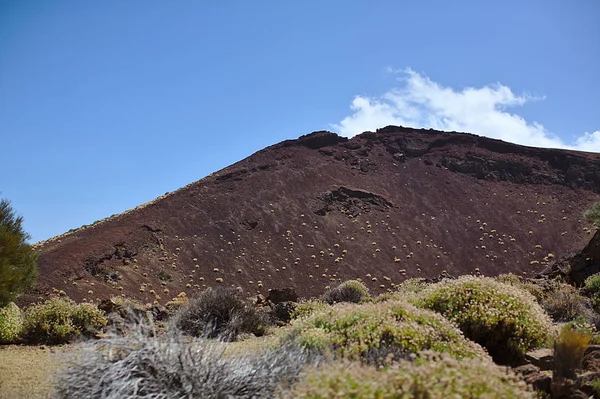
[21,297,107,344]
[541,281,599,327]
[286,299,489,362]
[585,200,600,228]
[0,301,23,344]
[288,352,534,399]
[415,276,553,364]
[585,273,600,310]
[172,287,268,341]
[290,299,330,320]
[554,324,592,380]
[53,323,318,399]
[321,279,369,305]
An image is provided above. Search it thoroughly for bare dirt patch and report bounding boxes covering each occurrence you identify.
[0,344,77,399]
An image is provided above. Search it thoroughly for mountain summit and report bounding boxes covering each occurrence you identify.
[25,126,600,305]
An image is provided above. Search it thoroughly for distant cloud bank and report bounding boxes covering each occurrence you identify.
[333,68,600,153]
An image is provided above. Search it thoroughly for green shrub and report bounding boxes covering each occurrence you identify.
[584,201,600,228]
[416,276,553,364]
[585,273,600,309]
[287,352,534,399]
[0,198,38,307]
[0,302,23,344]
[322,280,369,305]
[290,299,330,320]
[286,300,488,363]
[172,287,267,341]
[22,298,107,344]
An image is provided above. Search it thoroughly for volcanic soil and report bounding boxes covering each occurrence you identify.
[22,126,600,306]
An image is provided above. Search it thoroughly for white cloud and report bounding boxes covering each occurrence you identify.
[332,68,600,153]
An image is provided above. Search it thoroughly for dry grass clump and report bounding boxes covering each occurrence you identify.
[541,282,599,326]
[554,324,592,380]
[0,302,23,344]
[416,276,553,364]
[285,299,489,363]
[172,287,268,341]
[322,280,369,305]
[53,322,319,399]
[286,351,534,399]
[22,297,107,344]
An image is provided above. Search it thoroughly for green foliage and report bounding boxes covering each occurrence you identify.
[290,299,330,320]
[287,352,534,399]
[585,273,600,309]
[286,300,489,363]
[173,287,267,341]
[416,276,553,364]
[591,379,600,396]
[322,280,369,305]
[0,198,38,306]
[22,297,107,344]
[0,302,23,344]
[554,324,592,380]
[585,201,600,228]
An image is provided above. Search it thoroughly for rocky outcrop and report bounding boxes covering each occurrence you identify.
[540,230,600,286]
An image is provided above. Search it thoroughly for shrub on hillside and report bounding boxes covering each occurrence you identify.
[416,276,553,364]
[286,352,534,399]
[322,280,369,305]
[372,278,429,304]
[0,198,38,307]
[541,282,599,327]
[172,287,267,341]
[584,273,600,309]
[22,297,107,344]
[585,201,600,228]
[53,323,319,399]
[286,299,488,363]
[494,273,545,300]
[0,302,23,344]
[290,299,330,320]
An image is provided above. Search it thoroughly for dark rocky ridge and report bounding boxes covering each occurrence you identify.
[22,126,600,305]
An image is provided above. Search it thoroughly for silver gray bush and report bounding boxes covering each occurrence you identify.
[52,322,319,399]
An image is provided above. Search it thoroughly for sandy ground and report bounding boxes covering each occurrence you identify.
[0,344,76,399]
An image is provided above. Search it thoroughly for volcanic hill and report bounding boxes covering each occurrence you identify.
[24,126,600,305]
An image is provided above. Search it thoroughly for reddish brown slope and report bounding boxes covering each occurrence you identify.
[23,126,600,305]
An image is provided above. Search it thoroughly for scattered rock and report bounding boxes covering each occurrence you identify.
[524,348,554,371]
[97,298,122,314]
[540,230,600,286]
[513,364,552,395]
[272,301,297,323]
[267,288,298,304]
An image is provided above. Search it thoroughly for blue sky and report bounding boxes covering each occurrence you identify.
[1,0,598,242]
